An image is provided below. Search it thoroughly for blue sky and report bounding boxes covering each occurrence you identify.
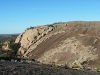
[0,0,100,34]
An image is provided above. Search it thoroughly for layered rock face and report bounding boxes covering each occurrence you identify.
[15,21,100,67]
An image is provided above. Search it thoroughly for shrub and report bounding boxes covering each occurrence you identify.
[64,64,70,69]
[0,43,2,48]
[8,43,21,57]
[51,62,56,67]
[97,65,100,71]
[0,49,6,55]
[26,26,35,30]
[72,63,82,69]
[53,22,63,24]
[9,43,20,51]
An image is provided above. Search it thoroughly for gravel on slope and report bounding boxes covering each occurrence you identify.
[0,62,100,75]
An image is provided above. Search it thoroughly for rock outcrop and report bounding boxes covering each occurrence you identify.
[15,25,55,57]
[2,41,11,50]
[15,21,100,68]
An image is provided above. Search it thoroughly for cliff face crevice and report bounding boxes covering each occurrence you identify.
[15,22,100,67]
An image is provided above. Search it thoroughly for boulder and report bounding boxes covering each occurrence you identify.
[2,41,11,50]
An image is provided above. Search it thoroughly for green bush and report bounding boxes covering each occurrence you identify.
[8,43,21,57]
[9,43,20,51]
[72,63,82,69]
[97,65,100,71]
[64,64,70,69]
[0,49,6,55]
[26,26,35,30]
[0,43,2,48]
[0,35,19,57]
[49,62,57,67]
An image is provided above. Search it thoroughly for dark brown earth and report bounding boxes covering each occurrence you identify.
[0,62,100,75]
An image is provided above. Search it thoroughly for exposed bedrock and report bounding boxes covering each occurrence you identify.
[15,22,100,68]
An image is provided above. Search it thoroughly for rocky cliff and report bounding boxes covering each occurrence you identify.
[15,21,100,68]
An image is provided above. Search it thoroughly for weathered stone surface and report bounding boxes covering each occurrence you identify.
[15,25,54,57]
[2,41,11,50]
[15,21,100,67]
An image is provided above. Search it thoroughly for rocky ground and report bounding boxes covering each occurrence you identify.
[0,62,100,75]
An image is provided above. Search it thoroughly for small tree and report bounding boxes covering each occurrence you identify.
[9,43,20,50]
[0,43,2,48]
[0,49,6,55]
[8,43,21,58]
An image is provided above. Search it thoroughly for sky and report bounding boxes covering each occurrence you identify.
[0,0,100,34]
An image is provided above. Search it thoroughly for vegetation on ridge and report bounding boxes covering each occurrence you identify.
[0,34,20,57]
